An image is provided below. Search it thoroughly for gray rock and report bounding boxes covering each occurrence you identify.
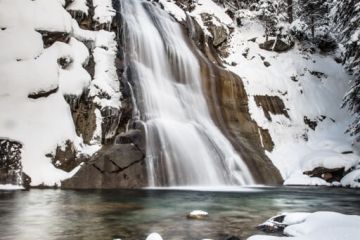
[62,133,147,189]
[259,39,294,52]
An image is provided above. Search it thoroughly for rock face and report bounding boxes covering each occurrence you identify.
[304,167,345,183]
[259,39,294,52]
[201,13,229,47]
[0,139,30,187]
[46,140,82,172]
[254,95,290,121]
[186,16,282,184]
[62,130,147,189]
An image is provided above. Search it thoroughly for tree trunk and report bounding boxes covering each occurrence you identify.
[311,15,315,38]
[287,0,293,23]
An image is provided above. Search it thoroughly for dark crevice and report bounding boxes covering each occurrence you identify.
[28,87,59,99]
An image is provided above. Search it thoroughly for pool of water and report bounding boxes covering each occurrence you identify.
[0,187,359,240]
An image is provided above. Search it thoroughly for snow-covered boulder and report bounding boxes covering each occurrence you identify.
[250,212,360,240]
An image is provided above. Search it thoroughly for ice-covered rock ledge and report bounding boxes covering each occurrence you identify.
[249,211,360,240]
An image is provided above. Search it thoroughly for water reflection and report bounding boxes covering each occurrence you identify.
[0,187,359,240]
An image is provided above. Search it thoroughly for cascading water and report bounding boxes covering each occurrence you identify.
[120,0,254,186]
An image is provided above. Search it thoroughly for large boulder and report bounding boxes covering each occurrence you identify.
[61,129,148,189]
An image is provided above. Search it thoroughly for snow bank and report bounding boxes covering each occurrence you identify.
[341,169,360,188]
[0,0,118,186]
[249,212,360,240]
[191,0,233,26]
[66,0,89,15]
[159,0,186,22]
[58,38,91,96]
[0,0,72,32]
[93,0,115,25]
[225,19,357,186]
[0,184,24,190]
[0,28,43,63]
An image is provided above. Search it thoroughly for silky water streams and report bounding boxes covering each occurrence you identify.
[120,0,254,187]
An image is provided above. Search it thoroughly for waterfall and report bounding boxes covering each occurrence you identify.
[119,0,254,186]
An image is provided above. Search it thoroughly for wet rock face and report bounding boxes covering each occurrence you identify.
[186,17,282,184]
[0,139,31,187]
[254,95,290,121]
[101,106,122,142]
[64,94,98,144]
[200,13,228,47]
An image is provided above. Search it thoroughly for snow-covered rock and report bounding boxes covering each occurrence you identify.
[0,0,120,187]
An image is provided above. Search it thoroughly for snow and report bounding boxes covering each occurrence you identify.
[224,19,357,186]
[0,184,24,190]
[0,0,118,186]
[188,210,209,217]
[191,0,233,26]
[159,0,186,22]
[0,28,43,63]
[0,0,72,33]
[89,31,121,110]
[93,0,115,25]
[146,233,163,240]
[249,212,360,240]
[301,150,359,172]
[66,0,89,15]
[341,169,360,188]
[58,38,91,96]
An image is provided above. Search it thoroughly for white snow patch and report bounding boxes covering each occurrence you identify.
[224,19,357,186]
[191,0,233,26]
[0,0,72,32]
[159,0,186,22]
[93,0,115,26]
[341,169,360,188]
[248,212,360,240]
[66,0,89,15]
[0,184,24,190]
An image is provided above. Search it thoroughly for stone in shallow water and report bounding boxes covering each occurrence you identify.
[187,210,209,220]
[146,233,163,240]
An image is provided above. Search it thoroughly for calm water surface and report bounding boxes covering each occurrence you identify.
[0,187,359,240]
